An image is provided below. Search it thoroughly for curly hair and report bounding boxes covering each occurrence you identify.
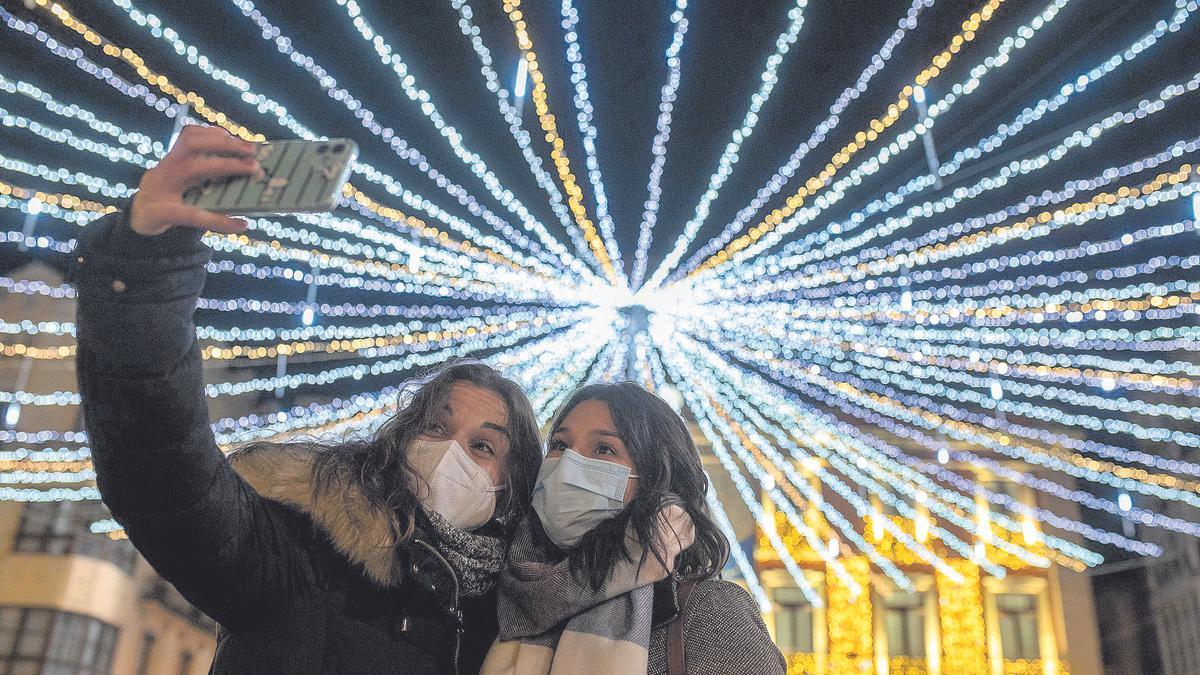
[238,361,541,544]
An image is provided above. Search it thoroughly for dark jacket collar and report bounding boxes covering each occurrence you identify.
[229,444,410,587]
[651,575,683,630]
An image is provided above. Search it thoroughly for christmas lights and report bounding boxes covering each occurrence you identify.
[628,0,689,289]
[500,0,624,287]
[640,0,809,291]
[664,0,935,286]
[4,0,1198,599]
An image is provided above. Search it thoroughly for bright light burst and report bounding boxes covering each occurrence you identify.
[1,0,1198,600]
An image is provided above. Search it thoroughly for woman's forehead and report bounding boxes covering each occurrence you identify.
[556,399,616,434]
[445,381,509,428]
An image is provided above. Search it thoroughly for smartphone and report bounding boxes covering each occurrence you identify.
[182,138,358,216]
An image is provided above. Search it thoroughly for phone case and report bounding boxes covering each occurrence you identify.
[182,138,358,216]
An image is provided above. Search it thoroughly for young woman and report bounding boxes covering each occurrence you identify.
[482,383,785,675]
[71,125,542,673]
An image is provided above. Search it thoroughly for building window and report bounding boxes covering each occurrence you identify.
[982,479,1024,505]
[135,632,156,675]
[13,501,137,572]
[996,593,1040,660]
[883,591,925,658]
[772,587,815,653]
[0,606,118,675]
[880,499,904,518]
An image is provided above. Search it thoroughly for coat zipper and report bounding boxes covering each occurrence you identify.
[413,539,462,675]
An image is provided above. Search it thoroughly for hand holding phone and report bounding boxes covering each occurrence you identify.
[182,137,357,216]
[128,126,358,238]
[129,125,263,236]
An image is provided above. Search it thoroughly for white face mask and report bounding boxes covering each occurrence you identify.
[531,448,638,549]
[407,438,501,531]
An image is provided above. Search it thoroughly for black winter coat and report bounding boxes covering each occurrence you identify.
[70,209,499,674]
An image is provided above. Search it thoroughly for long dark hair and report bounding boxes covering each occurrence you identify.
[545,382,729,590]
[242,361,541,543]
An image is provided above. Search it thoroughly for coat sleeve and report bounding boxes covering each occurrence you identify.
[684,580,787,675]
[71,206,318,631]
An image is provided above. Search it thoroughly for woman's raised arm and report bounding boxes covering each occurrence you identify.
[71,126,311,631]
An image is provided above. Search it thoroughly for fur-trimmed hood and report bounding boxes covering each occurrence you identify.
[229,444,403,587]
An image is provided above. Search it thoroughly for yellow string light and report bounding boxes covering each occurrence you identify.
[0,460,92,472]
[200,320,514,361]
[889,655,929,675]
[936,559,989,675]
[500,0,622,287]
[864,513,929,567]
[785,651,819,675]
[0,178,118,215]
[690,0,1008,277]
[826,556,873,674]
[343,184,528,272]
[0,342,74,359]
[1003,659,1071,675]
[35,0,262,143]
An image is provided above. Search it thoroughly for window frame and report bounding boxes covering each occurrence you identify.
[12,501,137,572]
[0,606,119,675]
[995,592,1041,660]
[772,586,816,654]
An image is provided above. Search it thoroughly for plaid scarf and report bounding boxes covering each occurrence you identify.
[481,504,695,675]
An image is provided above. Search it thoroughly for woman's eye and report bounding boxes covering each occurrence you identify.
[473,442,496,456]
[596,444,617,456]
[548,439,567,452]
[427,423,447,435]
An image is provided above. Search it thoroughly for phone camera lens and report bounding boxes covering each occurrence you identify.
[333,143,345,153]
[317,144,329,153]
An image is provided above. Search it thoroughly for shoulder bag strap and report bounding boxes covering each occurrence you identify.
[667,578,699,675]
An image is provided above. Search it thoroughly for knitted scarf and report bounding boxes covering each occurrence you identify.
[481,504,695,675]
[421,507,506,597]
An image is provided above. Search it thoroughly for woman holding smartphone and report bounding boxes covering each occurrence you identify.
[482,382,785,675]
[71,125,542,674]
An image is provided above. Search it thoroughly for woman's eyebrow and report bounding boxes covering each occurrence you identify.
[482,421,510,438]
[593,429,623,441]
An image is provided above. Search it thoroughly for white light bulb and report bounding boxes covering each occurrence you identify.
[4,403,20,429]
[514,58,528,99]
[661,385,684,412]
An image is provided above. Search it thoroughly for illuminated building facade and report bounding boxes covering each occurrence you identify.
[736,451,1105,675]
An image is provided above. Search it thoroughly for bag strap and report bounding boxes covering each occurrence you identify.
[667,578,700,675]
